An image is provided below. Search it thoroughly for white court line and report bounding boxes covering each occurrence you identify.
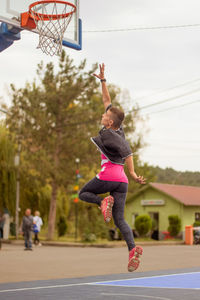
[0,282,90,293]
[0,271,200,293]
[101,293,171,300]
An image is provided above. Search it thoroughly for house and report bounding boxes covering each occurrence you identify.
[126,182,200,240]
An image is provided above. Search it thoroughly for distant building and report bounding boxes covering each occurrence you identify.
[126,182,200,240]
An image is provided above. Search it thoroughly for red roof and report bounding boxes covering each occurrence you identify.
[150,182,200,206]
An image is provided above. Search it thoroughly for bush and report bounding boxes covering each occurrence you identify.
[78,204,109,241]
[168,215,181,237]
[193,221,200,227]
[135,215,152,237]
[57,216,67,237]
[10,222,16,236]
[82,232,97,242]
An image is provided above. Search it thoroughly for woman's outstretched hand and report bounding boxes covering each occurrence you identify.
[131,173,146,185]
[93,63,105,80]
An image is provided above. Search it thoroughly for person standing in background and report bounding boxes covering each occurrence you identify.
[21,208,33,250]
[33,211,43,246]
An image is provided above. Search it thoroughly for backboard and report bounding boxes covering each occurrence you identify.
[0,0,82,50]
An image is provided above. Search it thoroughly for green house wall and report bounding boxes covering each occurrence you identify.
[182,206,200,228]
[125,187,200,233]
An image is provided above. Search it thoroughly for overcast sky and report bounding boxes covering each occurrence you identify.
[0,0,200,172]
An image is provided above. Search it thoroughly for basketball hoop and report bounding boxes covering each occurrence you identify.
[21,0,76,56]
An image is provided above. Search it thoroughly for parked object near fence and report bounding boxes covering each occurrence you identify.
[185,225,193,245]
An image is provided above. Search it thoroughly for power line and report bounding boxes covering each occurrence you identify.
[133,77,200,102]
[139,87,200,110]
[150,138,200,144]
[84,23,200,33]
[124,78,200,115]
[144,99,200,115]
[145,142,200,152]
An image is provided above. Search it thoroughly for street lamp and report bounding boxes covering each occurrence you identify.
[14,145,21,239]
[74,158,80,241]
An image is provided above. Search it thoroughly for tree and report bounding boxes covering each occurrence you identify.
[5,51,144,239]
[57,215,67,237]
[6,53,101,239]
[149,166,200,187]
[0,123,16,215]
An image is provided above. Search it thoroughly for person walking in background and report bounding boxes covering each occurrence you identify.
[33,211,43,246]
[21,208,33,251]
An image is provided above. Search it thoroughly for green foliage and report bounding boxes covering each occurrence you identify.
[0,124,16,215]
[127,161,157,198]
[193,221,200,237]
[149,166,200,187]
[10,222,16,236]
[56,187,70,222]
[57,215,67,237]
[78,202,109,241]
[193,221,200,227]
[82,232,97,242]
[168,215,181,237]
[4,51,145,239]
[17,174,51,225]
[135,215,152,236]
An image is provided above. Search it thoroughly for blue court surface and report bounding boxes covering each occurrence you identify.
[0,267,200,300]
[92,271,200,289]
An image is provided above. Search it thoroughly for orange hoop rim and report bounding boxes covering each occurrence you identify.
[29,0,76,21]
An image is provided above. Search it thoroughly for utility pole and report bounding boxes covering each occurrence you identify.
[14,144,21,239]
[74,158,80,241]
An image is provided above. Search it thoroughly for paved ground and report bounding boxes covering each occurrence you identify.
[0,243,200,283]
[0,268,200,300]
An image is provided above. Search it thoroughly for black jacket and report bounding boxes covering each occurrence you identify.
[91,127,132,165]
[22,215,33,232]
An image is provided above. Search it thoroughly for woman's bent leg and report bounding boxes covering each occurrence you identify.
[79,177,117,206]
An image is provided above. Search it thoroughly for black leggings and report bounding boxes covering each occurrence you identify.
[79,177,135,251]
[34,233,40,245]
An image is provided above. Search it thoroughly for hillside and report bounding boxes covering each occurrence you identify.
[150,166,200,187]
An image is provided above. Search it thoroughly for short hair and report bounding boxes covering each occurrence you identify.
[109,106,125,128]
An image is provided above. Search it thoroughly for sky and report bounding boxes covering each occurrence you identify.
[0,0,200,172]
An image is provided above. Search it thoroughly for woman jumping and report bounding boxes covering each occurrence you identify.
[79,64,146,272]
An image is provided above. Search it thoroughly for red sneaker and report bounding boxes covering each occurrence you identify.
[128,246,143,272]
[100,195,114,223]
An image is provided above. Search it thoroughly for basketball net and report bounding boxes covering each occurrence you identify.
[30,1,75,56]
